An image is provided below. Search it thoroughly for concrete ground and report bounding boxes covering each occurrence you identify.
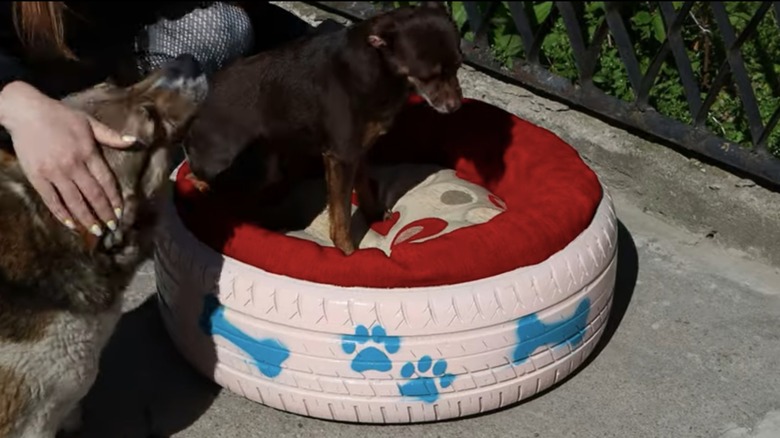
[75,4,780,437]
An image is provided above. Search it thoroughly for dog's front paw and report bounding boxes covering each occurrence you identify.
[339,245,356,256]
[112,240,142,267]
[186,172,211,193]
[102,228,124,251]
[333,236,356,256]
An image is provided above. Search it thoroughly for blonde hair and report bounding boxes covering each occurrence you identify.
[12,1,77,59]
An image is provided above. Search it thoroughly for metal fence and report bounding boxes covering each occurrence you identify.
[309,1,780,188]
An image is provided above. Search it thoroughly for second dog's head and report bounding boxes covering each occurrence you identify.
[58,54,207,258]
[367,2,464,113]
[63,54,208,206]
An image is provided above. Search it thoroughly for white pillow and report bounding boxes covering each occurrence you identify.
[285,163,507,257]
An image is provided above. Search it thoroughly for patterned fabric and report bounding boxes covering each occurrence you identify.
[134,2,255,168]
[135,2,255,77]
[284,165,507,257]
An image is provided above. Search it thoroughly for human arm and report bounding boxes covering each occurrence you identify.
[0,49,137,235]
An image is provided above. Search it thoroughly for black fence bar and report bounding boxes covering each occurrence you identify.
[309,1,780,188]
[462,1,492,47]
[507,2,538,63]
[657,2,701,117]
[603,3,645,97]
[709,1,769,145]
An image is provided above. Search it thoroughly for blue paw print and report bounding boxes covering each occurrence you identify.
[341,325,400,373]
[513,297,591,365]
[397,356,456,403]
[199,294,290,378]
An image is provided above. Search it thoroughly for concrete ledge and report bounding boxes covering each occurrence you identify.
[271,2,780,268]
[458,70,780,266]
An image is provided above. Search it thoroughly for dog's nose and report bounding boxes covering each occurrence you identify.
[444,98,462,113]
[163,54,203,80]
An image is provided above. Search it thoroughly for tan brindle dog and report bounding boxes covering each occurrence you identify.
[0,54,207,438]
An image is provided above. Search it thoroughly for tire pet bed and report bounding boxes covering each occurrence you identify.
[154,96,618,423]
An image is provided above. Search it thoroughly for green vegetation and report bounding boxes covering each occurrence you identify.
[383,1,780,157]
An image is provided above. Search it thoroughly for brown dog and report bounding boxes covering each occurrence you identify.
[183,2,464,255]
[0,54,207,438]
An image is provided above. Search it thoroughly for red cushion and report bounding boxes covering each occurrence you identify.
[173,97,603,288]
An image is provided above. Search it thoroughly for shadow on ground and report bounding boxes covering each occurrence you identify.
[79,295,221,438]
[587,220,639,359]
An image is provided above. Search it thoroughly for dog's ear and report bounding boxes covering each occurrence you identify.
[368,34,387,48]
[368,15,398,49]
[116,103,157,147]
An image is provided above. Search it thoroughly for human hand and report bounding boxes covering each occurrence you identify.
[0,81,137,236]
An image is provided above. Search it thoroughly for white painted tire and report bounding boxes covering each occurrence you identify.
[154,175,617,424]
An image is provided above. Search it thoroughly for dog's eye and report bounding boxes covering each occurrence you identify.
[139,104,162,123]
[418,74,439,83]
[131,105,151,121]
[141,104,155,118]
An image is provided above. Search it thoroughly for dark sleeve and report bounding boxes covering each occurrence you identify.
[0,47,30,91]
[0,54,17,143]
[0,49,29,143]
